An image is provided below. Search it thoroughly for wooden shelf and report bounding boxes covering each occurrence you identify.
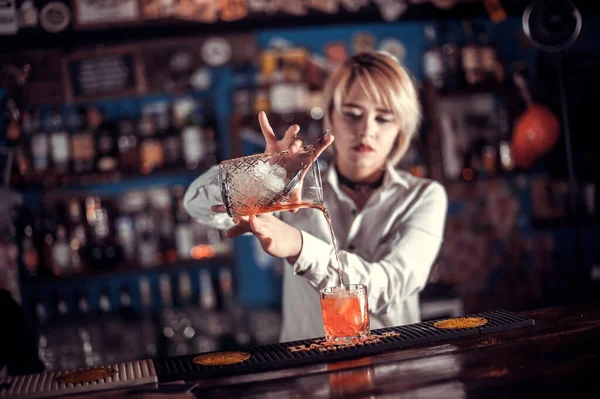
[22,254,235,285]
[12,165,210,194]
[0,2,506,52]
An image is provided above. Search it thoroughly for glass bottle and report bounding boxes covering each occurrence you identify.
[49,111,70,174]
[422,24,444,89]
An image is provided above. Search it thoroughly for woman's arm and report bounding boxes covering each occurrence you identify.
[290,181,448,316]
[183,165,235,231]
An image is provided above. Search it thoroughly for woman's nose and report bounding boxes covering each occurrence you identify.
[359,117,377,139]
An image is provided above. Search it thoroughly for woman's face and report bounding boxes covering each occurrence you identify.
[330,81,402,176]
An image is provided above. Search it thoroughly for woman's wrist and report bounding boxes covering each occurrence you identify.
[285,227,303,265]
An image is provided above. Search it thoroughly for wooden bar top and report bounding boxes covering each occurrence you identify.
[190,303,600,398]
[14,303,600,399]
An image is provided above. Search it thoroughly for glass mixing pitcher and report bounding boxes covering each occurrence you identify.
[218,144,324,218]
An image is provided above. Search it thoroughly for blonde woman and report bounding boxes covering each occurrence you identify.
[184,51,448,342]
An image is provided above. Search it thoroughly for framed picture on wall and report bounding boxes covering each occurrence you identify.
[61,45,148,103]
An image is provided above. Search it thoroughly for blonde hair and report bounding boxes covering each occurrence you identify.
[322,51,422,166]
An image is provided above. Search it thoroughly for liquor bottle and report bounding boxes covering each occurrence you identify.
[22,223,39,278]
[180,108,205,170]
[119,285,137,321]
[51,224,71,276]
[115,193,139,262]
[55,292,69,321]
[159,273,173,308]
[136,202,158,268]
[422,24,444,89]
[496,102,514,172]
[138,112,164,174]
[150,188,175,264]
[461,21,484,87]
[15,109,35,183]
[163,105,182,167]
[41,206,57,275]
[117,116,138,175]
[173,185,194,261]
[99,287,112,315]
[49,111,70,174]
[178,271,193,307]
[94,109,118,173]
[66,198,86,272]
[83,197,123,270]
[3,98,21,145]
[30,109,49,174]
[35,299,49,326]
[76,289,90,316]
[71,107,96,174]
[138,276,158,358]
[476,24,498,87]
[198,269,216,311]
[441,21,461,91]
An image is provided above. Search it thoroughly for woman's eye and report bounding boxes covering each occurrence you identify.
[376,116,394,124]
[343,112,362,120]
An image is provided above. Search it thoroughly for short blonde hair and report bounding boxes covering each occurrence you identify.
[322,51,422,166]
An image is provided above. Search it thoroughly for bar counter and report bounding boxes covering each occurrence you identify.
[2,304,599,398]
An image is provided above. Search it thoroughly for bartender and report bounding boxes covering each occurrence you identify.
[184,51,448,342]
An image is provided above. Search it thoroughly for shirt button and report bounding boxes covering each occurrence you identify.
[348,244,356,251]
[351,209,357,215]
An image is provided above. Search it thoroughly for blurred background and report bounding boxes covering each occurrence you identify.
[0,0,599,373]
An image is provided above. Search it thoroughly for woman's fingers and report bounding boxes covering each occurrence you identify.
[211,204,227,213]
[258,111,278,149]
[312,134,335,158]
[249,216,273,247]
[283,124,300,145]
[225,222,251,238]
[288,137,304,154]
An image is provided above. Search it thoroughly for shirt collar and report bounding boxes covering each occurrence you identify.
[325,162,409,191]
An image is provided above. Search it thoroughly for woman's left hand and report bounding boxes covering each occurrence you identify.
[212,205,302,261]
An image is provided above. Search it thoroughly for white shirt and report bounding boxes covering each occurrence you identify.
[184,162,448,343]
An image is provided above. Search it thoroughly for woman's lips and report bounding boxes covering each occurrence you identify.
[353,144,374,153]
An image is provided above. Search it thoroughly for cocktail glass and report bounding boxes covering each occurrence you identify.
[218,145,323,218]
[320,284,370,345]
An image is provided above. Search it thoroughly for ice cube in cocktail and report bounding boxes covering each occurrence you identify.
[224,159,291,216]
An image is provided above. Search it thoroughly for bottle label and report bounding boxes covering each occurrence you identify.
[51,132,70,163]
[182,126,205,163]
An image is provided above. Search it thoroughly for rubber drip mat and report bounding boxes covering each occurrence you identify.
[0,359,157,399]
[153,309,534,382]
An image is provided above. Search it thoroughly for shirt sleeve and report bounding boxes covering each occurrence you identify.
[291,181,448,316]
[183,165,236,231]
[183,165,283,231]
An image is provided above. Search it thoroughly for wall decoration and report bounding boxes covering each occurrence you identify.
[74,0,142,30]
[374,0,408,22]
[352,31,376,54]
[218,0,249,22]
[39,0,72,33]
[62,45,147,103]
[379,37,406,63]
[142,34,256,93]
[305,0,339,14]
[174,0,219,22]
[275,0,307,16]
[0,0,18,35]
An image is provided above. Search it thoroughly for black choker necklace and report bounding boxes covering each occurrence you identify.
[335,168,384,192]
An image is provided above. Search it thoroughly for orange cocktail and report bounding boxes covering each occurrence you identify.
[320,284,370,344]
